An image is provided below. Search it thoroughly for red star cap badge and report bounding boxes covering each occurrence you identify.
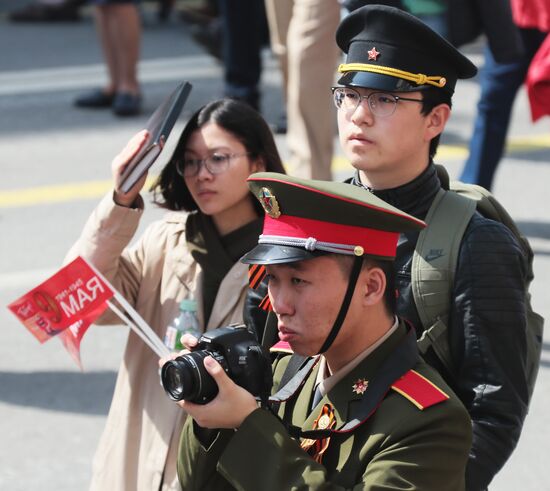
[368,47,380,61]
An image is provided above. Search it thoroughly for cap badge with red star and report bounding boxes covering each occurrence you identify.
[258,187,281,219]
[367,47,380,60]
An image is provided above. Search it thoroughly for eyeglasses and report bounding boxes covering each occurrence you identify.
[176,152,251,177]
[332,87,423,117]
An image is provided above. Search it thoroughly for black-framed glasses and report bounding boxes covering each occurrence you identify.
[332,87,424,117]
[176,152,251,177]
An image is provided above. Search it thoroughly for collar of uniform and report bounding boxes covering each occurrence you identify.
[301,321,409,432]
[314,316,399,397]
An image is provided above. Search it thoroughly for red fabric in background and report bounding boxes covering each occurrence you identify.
[526,33,550,121]
[512,0,550,120]
[512,0,550,30]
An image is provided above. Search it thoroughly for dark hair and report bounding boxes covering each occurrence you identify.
[152,98,286,211]
[419,87,452,160]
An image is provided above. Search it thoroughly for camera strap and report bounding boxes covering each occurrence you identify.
[317,256,363,354]
[269,356,320,404]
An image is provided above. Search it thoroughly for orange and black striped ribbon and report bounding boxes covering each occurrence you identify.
[248,264,266,290]
[300,404,337,463]
[259,294,272,312]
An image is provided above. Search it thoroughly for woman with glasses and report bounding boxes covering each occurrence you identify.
[65,98,285,491]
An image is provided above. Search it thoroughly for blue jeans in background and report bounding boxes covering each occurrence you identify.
[218,0,268,111]
[460,28,546,190]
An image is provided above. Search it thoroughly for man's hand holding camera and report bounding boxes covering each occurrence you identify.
[178,354,259,429]
[159,327,271,429]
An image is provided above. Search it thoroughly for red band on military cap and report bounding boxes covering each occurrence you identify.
[263,215,399,258]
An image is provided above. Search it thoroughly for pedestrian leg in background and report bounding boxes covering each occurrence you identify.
[460,28,545,190]
[264,0,292,133]
[218,0,268,111]
[75,1,142,117]
[285,0,340,180]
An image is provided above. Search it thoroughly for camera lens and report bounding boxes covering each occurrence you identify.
[162,362,189,401]
[160,350,219,404]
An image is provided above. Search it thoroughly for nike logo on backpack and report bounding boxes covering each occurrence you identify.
[425,249,445,262]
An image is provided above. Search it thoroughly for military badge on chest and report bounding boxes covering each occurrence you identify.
[300,404,337,463]
[352,378,369,395]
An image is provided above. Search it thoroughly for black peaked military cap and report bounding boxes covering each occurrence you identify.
[336,5,477,95]
[241,172,425,265]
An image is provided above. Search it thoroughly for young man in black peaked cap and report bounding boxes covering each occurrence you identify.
[334,5,535,490]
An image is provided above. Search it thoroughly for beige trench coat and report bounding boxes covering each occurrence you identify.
[66,194,251,491]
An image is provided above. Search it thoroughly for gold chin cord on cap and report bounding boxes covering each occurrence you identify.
[338,63,447,88]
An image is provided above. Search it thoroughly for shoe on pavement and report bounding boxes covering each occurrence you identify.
[112,92,142,117]
[9,2,81,22]
[74,89,114,108]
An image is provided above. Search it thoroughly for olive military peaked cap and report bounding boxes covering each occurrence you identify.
[336,4,477,95]
[241,172,425,265]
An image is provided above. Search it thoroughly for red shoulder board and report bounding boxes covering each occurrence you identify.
[391,370,449,410]
[269,340,293,354]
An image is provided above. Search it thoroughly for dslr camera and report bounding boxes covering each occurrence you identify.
[161,324,273,405]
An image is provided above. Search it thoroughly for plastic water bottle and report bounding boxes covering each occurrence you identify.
[164,298,200,351]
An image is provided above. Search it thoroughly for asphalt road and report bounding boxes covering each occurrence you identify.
[0,5,549,490]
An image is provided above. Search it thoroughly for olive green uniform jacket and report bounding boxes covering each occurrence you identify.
[177,323,472,490]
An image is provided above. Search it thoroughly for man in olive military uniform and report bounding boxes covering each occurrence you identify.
[333,6,533,490]
[175,172,472,490]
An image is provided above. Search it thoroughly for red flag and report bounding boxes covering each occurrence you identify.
[7,257,114,366]
[57,321,92,370]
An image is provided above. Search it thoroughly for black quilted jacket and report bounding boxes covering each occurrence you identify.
[350,164,530,491]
